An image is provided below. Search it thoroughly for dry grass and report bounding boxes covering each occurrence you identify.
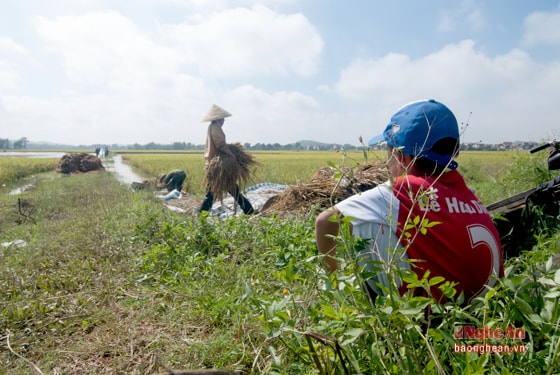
[262,160,389,216]
[204,143,262,201]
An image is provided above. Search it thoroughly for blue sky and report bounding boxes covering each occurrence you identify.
[1,0,559,146]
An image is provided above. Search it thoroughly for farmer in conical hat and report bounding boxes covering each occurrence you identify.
[199,104,255,214]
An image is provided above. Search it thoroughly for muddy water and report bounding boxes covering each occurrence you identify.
[104,155,145,185]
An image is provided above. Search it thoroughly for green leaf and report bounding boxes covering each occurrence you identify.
[428,276,445,286]
[341,327,364,345]
[400,297,431,315]
[322,304,340,319]
[554,268,560,285]
[268,329,282,339]
[422,220,442,228]
[514,298,535,316]
[527,313,544,325]
[401,271,421,287]
[540,299,555,322]
[544,290,560,299]
[538,277,558,287]
[545,256,553,272]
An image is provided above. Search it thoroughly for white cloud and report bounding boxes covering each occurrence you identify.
[522,10,560,46]
[13,10,220,144]
[0,62,20,92]
[334,40,535,101]
[2,79,213,146]
[162,4,323,77]
[437,1,487,32]
[221,84,321,144]
[332,39,560,143]
[166,0,301,11]
[3,5,324,145]
[0,36,28,56]
[34,10,180,89]
[0,37,32,92]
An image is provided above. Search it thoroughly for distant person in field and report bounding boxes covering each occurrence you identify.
[315,99,504,305]
[198,104,255,215]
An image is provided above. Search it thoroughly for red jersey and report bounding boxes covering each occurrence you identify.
[392,171,503,302]
[336,170,503,304]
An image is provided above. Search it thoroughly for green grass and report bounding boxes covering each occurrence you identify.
[0,151,559,374]
[0,169,320,373]
[0,172,167,373]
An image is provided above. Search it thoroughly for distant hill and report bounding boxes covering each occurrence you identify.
[27,141,128,150]
[292,139,359,150]
[27,141,78,150]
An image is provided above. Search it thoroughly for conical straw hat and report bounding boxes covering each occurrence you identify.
[202,104,232,122]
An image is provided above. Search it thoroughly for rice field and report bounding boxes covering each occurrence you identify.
[0,157,59,185]
[1,149,528,203]
[120,149,520,203]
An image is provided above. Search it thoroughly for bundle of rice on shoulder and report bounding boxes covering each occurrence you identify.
[201,104,261,205]
[205,142,261,201]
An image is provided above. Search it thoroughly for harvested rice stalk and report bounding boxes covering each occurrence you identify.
[262,160,389,216]
[204,142,261,201]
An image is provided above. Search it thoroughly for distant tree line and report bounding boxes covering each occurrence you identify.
[0,137,28,150]
[87,141,361,151]
[127,142,203,150]
[1,136,547,152]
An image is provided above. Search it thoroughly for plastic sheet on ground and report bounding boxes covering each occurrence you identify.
[157,189,182,202]
[210,182,288,218]
[159,182,287,217]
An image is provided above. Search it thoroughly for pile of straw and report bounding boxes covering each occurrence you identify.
[262,160,389,216]
[205,143,261,201]
[56,153,105,174]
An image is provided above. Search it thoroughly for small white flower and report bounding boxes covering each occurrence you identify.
[426,187,439,200]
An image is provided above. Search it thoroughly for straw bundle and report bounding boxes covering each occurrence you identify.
[262,160,389,216]
[56,153,105,174]
[205,143,261,201]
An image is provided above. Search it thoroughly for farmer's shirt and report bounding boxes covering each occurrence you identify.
[204,122,228,164]
[335,170,503,304]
